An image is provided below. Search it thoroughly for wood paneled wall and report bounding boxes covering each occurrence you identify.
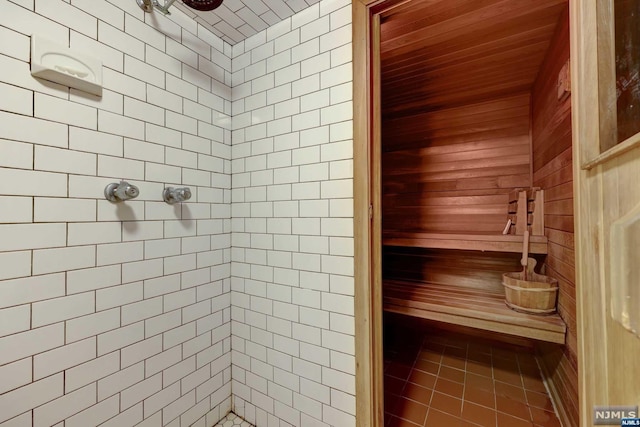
[383,247,524,293]
[382,94,532,235]
[530,8,578,426]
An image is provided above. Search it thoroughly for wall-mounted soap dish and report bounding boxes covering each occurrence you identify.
[30,34,103,96]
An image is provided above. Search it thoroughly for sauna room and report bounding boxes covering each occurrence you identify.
[377,0,577,426]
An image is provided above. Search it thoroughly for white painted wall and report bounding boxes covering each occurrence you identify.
[229,1,355,426]
[0,0,233,426]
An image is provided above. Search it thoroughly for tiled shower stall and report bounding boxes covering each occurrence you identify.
[0,0,354,426]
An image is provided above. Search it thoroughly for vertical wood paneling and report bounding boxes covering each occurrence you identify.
[531,7,578,426]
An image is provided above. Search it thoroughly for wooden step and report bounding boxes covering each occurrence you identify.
[383,279,566,343]
[383,231,548,254]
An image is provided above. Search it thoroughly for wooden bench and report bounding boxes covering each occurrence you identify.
[383,279,566,343]
[382,188,566,343]
[383,231,548,254]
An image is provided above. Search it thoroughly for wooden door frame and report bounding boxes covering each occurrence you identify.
[354,1,592,426]
[353,1,382,426]
[570,0,599,423]
[353,1,410,425]
[571,0,640,423]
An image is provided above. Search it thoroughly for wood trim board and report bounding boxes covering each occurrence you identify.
[353,1,382,426]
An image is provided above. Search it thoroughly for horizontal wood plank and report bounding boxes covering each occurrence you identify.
[382,96,532,235]
[383,279,566,343]
[383,232,548,254]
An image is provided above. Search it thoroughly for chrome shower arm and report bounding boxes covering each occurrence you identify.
[137,0,223,14]
[154,0,178,15]
[136,0,178,15]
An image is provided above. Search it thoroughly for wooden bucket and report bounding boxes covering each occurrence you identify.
[502,270,558,315]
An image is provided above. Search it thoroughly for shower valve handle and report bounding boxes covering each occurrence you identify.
[105,181,140,202]
[163,187,192,204]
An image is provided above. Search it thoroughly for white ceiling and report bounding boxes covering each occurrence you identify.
[173,0,321,44]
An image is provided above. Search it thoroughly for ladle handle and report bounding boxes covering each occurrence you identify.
[521,230,530,280]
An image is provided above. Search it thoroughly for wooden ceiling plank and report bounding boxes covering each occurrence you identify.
[379,0,567,117]
[381,0,507,41]
[381,27,555,81]
[380,0,566,55]
[383,54,546,99]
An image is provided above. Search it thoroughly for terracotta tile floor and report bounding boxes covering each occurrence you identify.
[384,327,562,427]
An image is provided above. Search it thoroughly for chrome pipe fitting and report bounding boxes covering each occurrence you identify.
[163,187,192,204]
[136,0,177,15]
[105,181,140,202]
[136,0,153,12]
[136,0,221,15]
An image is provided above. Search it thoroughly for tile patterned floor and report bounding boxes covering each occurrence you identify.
[384,326,562,427]
[214,413,254,427]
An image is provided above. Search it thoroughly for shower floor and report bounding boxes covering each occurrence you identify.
[214,412,253,427]
[384,319,562,427]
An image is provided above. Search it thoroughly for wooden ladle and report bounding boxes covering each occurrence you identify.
[521,229,532,280]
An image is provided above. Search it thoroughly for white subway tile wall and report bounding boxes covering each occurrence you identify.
[230,0,355,425]
[0,1,233,426]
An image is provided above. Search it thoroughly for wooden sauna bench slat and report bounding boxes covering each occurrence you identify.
[383,231,548,254]
[383,279,566,344]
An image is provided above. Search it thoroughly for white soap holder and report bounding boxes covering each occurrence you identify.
[30,34,103,96]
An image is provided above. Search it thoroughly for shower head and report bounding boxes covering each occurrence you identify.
[137,0,223,15]
[182,0,223,11]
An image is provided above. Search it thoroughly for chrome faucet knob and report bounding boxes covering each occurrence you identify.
[114,183,139,200]
[177,187,191,201]
[163,187,192,204]
[105,181,140,202]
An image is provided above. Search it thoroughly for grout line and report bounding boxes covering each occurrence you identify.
[459,340,468,421]
[384,329,564,427]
